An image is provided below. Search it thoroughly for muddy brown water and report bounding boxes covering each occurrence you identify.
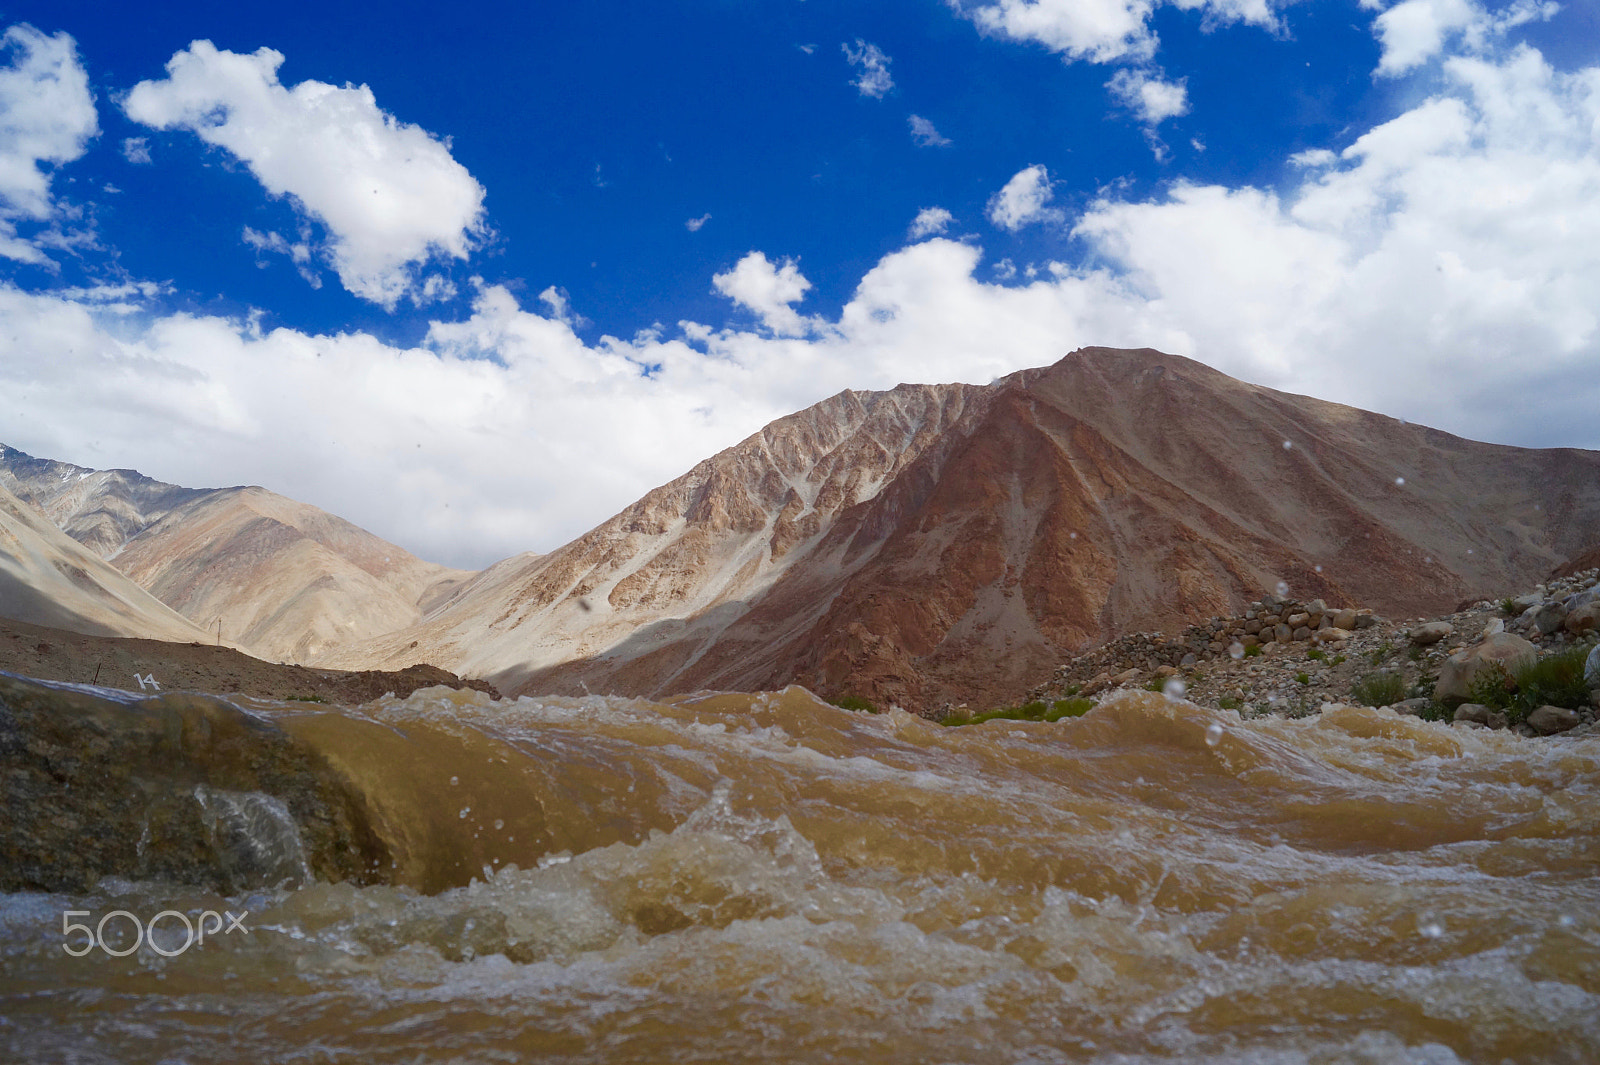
[1,681,1597,1063]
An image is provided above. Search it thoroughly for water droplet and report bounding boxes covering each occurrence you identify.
[1275,580,1289,597]
[1205,723,1223,746]
[494,819,505,831]
[459,807,471,819]
[1282,440,1292,450]
[1424,556,1432,564]
[1314,564,1323,573]
[1418,920,1444,939]
[1558,914,1576,928]
[450,776,459,786]
[1395,476,1406,486]
[1069,531,1077,539]
[1163,677,1187,698]
[1229,641,1245,660]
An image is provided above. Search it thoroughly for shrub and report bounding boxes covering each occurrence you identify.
[831,695,880,713]
[1499,598,1519,616]
[1330,654,1347,667]
[1467,641,1597,724]
[1350,670,1407,707]
[1144,677,1166,692]
[1218,696,1243,710]
[1244,644,1262,658]
[285,694,326,703]
[1407,645,1426,661]
[1296,672,1310,685]
[1307,648,1326,661]
[1370,641,1394,664]
[941,697,1093,727]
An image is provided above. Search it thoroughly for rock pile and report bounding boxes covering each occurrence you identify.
[1019,569,1600,739]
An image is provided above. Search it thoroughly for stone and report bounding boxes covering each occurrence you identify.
[1113,667,1142,685]
[1287,612,1310,628]
[1244,619,1263,635]
[1308,598,1327,615]
[1353,613,1380,630]
[1316,615,1331,629]
[1156,664,1178,677]
[1410,621,1453,646]
[1527,705,1580,736]
[1240,635,1260,648]
[1511,592,1542,611]
[1534,602,1568,635]
[1312,627,1352,645]
[1179,653,1197,669]
[1586,644,1600,689]
[1275,623,1292,643]
[1435,633,1538,702]
[1454,703,1493,725]
[1293,626,1312,641]
[1563,601,1600,636]
[1332,608,1358,630]
[1082,672,1112,696]
[1483,617,1504,636]
[1392,698,1431,716]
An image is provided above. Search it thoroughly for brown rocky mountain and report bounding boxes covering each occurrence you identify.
[0,447,476,664]
[0,481,215,643]
[323,347,1600,712]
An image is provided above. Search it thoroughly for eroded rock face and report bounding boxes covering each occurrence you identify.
[0,672,390,894]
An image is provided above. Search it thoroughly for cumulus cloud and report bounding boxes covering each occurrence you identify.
[987,164,1065,231]
[1369,0,1557,76]
[123,41,486,308]
[909,114,952,146]
[712,251,817,337]
[952,0,1285,65]
[842,40,894,97]
[909,207,955,239]
[0,24,98,264]
[121,136,151,164]
[6,42,1598,571]
[1107,68,1189,125]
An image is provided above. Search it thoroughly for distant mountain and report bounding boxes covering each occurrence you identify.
[0,447,476,664]
[0,480,215,643]
[321,348,1600,712]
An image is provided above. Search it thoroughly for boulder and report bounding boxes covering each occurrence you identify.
[1113,667,1142,686]
[1287,612,1310,629]
[1391,698,1431,716]
[1312,627,1352,645]
[1586,644,1600,689]
[1274,623,1292,643]
[1483,617,1504,636]
[1511,592,1542,611]
[1332,608,1358,630]
[1452,703,1507,729]
[1434,633,1538,702]
[1563,601,1600,635]
[1534,602,1568,635]
[1527,705,1580,736]
[1293,626,1313,641]
[1353,613,1380,630]
[1410,621,1453,646]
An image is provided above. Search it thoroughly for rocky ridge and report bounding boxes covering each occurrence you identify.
[1009,568,1600,738]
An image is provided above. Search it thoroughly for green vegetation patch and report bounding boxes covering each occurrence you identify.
[1464,640,1595,725]
[830,695,881,714]
[1350,670,1407,708]
[941,697,1094,727]
[285,694,326,703]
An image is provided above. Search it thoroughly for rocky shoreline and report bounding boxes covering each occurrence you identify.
[998,568,1600,737]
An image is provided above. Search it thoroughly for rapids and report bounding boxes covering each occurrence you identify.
[1,681,1597,1063]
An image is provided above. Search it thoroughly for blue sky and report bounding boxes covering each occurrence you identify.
[0,0,1596,567]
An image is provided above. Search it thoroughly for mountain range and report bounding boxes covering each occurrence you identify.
[5,348,1599,711]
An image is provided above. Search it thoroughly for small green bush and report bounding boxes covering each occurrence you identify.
[1218,696,1243,710]
[285,694,326,703]
[1498,598,1519,615]
[1370,641,1394,664]
[1330,654,1347,667]
[941,697,1093,727]
[1467,641,1597,724]
[1244,644,1262,658]
[1296,672,1310,685]
[1307,648,1326,661]
[1351,670,1407,707]
[1144,677,1166,692]
[831,695,880,713]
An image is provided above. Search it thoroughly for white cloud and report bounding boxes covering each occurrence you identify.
[0,24,98,264]
[987,164,1065,230]
[1370,0,1558,76]
[1289,147,1338,168]
[1107,68,1189,124]
[952,0,1285,65]
[5,43,1599,572]
[712,251,817,336]
[686,213,711,232]
[909,114,952,146]
[123,41,486,309]
[842,40,894,98]
[909,207,955,239]
[121,136,151,164]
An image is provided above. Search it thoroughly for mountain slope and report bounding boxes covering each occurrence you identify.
[0,447,476,664]
[324,347,1600,711]
[0,482,217,643]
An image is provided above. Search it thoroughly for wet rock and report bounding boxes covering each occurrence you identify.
[1527,705,1580,736]
[0,673,391,894]
[1435,633,1538,702]
[1410,622,1453,646]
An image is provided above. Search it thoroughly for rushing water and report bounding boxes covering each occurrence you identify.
[2,683,1598,1063]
